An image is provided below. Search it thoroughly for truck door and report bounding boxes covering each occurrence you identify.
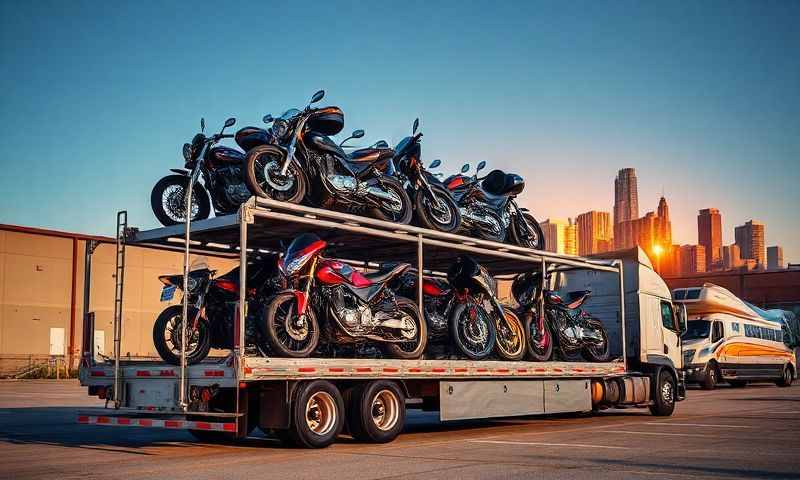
[659,301,682,368]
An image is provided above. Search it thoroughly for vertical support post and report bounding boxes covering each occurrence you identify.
[617,259,627,369]
[179,173,198,410]
[81,240,97,365]
[539,257,546,327]
[417,234,424,318]
[113,212,127,409]
[237,214,248,360]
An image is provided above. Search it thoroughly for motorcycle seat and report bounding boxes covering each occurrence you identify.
[348,147,395,163]
[363,263,410,285]
[481,169,511,196]
[565,290,592,309]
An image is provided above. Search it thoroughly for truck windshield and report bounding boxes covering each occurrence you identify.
[683,320,711,340]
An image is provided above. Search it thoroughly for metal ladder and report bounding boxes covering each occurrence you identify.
[112,211,127,408]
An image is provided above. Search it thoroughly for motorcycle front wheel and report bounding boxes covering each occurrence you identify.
[150,175,211,226]
[524,311,554,361]
[509,212,545,250]
[152,305,211,365]
[369,177,413,225]
[581,319,611,362]
[261,292,320,358]
[245,145,307,204]
[494,307,526,361]
[449,302,496,360]
[415,185,461,232]
[383,297,427,359]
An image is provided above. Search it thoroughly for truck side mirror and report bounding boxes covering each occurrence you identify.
[675,304,687,334]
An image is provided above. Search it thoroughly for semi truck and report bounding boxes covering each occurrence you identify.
[78,197,686,448]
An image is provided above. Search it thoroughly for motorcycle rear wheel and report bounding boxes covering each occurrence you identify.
[150,175,211,226]
[509,212,545,250]
[245,145,307,204]
[494,307,526,361]
[261,293,320,358]
[369,177,413,225]
[449,302,496,360]
[415,185,461,232]
[581,319,611,362]
[383,297,427,359]
[152,305,211,365]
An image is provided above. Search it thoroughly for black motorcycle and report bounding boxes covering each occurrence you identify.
[151,117,255,226]
[511,271,610,362]
[152,255,283,365]
[245,90,413,224]
[392,119,461,232]
[441,161,545,249]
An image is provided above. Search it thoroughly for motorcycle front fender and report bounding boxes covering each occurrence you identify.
[276,288,309,315]
[170,168,190,176]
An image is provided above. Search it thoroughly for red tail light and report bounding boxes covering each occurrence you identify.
[214,279,238,293]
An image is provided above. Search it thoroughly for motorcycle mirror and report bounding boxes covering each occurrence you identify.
[352,129,365,139]
[429,159,441,169]
[460,163,470,173]
[224,117,236,128]
[412,118,419,134]
[200,118,205,132]
[310,90,325,104]
[262,114,274,124]
[477,160,487,172]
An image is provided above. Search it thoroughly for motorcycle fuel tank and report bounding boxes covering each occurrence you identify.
[316,259,372,287]
[208,146,245,166]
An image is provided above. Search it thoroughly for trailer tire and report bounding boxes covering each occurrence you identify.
[776,365,794,387]
[650,370,676,417]
[346,381,405,443]
[701,363,718,390]
[288,380,344,448]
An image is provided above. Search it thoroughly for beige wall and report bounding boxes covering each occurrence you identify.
[0,228,234,372]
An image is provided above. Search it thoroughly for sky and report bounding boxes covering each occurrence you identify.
[1,1,798,262]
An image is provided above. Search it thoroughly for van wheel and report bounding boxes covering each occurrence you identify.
[288,380,344,448]
[347,381,405,443]
[649,370,676,417]
[776,365,794,387]
[701,364,718,390]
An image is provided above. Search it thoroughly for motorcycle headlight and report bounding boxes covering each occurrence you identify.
[272,119,288,142]
[186,276,199,292]
[182,143,192,162]
[282,255,307,277]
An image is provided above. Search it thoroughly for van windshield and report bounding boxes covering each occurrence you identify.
[683,320,711,340]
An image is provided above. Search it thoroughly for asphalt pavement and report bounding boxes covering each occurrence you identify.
[1,379,799,479]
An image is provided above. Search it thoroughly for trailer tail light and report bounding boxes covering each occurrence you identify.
[200,387,212,402]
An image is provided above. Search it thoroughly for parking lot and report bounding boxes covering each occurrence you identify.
[1,380,798,480]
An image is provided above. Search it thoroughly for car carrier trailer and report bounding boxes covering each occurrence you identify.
[78,197,685,448]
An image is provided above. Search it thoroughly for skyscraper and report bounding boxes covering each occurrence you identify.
[613,168,638,249]
[564,218,578,256]
[680,245,706,275]
[698,208,722,271]
[767,246,784,270]
[722,244,743,270]
[576,211,612,255]
[734,220,766,269]
[539,219,568,254]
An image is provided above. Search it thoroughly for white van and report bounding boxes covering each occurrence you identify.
[674,283,796,389]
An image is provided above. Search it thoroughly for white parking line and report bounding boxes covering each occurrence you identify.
[643,422,753,429]
[467,439,628,450]
[604,430,712,437]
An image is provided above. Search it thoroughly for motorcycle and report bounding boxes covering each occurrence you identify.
[511,271,610,362]
[152,255,283,365]
[151,117,254,226]
[392,119,461,232]
[245,90,413,224]
[441,161,545,249]
[261,233,427,359]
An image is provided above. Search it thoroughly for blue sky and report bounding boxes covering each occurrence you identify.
[1,1,798,262]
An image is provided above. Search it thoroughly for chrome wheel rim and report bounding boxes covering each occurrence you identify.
[305,391,336,436]
[165,315,199,355]
[162,184,200,222]
[661,380,674,405]
[262,159,295,192]
[423,194,452,225]
[371,390,400,431]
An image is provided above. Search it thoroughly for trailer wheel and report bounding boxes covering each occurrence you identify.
[649,370,676,417]
[288,380,344,448]
[776,365,794,387]
[701,363,718,390]
[346,381,405,443]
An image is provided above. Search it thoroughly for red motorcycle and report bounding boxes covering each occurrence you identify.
[261,234,427,359]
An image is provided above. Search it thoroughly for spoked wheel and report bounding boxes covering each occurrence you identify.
[152,305,211,365]
[287,380,344,448]
[494,307,526,361]
[524,312,554,361]
[415,185,461,232]
[245,145,307,203]
[150,175,211,226]
[449,302,496,360]
[383,297,427,359]
[261,292,320,358]
[347,381,405,443]
[581,320,611,362]
[509,212,545,250]
[369,177,413,225]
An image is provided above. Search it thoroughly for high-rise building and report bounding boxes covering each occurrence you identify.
[539,218,568,254]
[734,220,766,269]
[722,244,743,270]
[613,168,638,249]
[767,246,784,270]
[564,218,578,256]
[576,211,612,256]
[698,208,722,271]
[679,245,706,275]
